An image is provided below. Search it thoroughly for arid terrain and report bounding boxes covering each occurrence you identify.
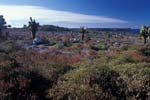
[0,27,150,100]
[0,0,150,99]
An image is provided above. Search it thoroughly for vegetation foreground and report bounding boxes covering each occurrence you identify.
[0,16,150,100]
[0,35,150,100]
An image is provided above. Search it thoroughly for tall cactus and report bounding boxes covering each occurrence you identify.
[28,17,39,39]
[140,26,150,45]
[80,26,86,41]
[0,15,6,36]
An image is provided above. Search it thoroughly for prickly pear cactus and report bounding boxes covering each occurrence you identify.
[80,26,87,41]
[28,17,39,39]
[0,15,6,35]
[140,25,150,44]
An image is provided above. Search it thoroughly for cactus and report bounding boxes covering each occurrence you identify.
[0,15,6,36]
[80,26,87,41]
[140,26,150,45]
[28,17,39,39]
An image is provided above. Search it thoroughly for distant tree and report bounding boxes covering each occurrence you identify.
[23,24,27,29]
[7,25,11,28]
[28,17,39,39]
[0,15,6,36]
[140,26,150,45]
[80,26,87,41]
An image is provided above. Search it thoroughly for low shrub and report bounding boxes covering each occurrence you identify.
[91,44,108,51]
[112,63,150,100]
[47,64,129,100]
[140,47,150,56]
[0,40,23,53]
[111,50,146,65]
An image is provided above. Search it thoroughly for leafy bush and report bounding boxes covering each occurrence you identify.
[47,64,129,100]
[112,63,150,100]
[140,47,150,56]
[1,68,53,100]
[111,50,146,65]
[97,44,108,50]
[121,45,130,51]
[0,49,80,100]
[53,42,64,49]
[144,67,150,77]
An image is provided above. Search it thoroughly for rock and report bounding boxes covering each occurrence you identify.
[113,42,120,47]
[72,38,80,43]
[33,38,49,45]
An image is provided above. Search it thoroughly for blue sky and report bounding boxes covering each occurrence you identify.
[0,0,149,28]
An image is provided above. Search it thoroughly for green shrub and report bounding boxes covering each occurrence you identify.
[121,45,130,51]
[53,42,64,49]
[140,47,150,56]
[97,44,108,50]
[111,49,146,65]
[91,44,108,51]
[144,65,150,77]
[112,63,150,100]
[112,54,134,65]
[48,63,129,100]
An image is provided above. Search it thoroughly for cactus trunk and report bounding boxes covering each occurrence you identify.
[31,31,36,39]
[28,17,39,40]
[144,37,147,45]
[81,32,84,41]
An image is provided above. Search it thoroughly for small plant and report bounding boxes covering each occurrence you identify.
[28,17,39,39]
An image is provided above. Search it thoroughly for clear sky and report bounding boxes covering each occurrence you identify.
[0,0,149,28]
